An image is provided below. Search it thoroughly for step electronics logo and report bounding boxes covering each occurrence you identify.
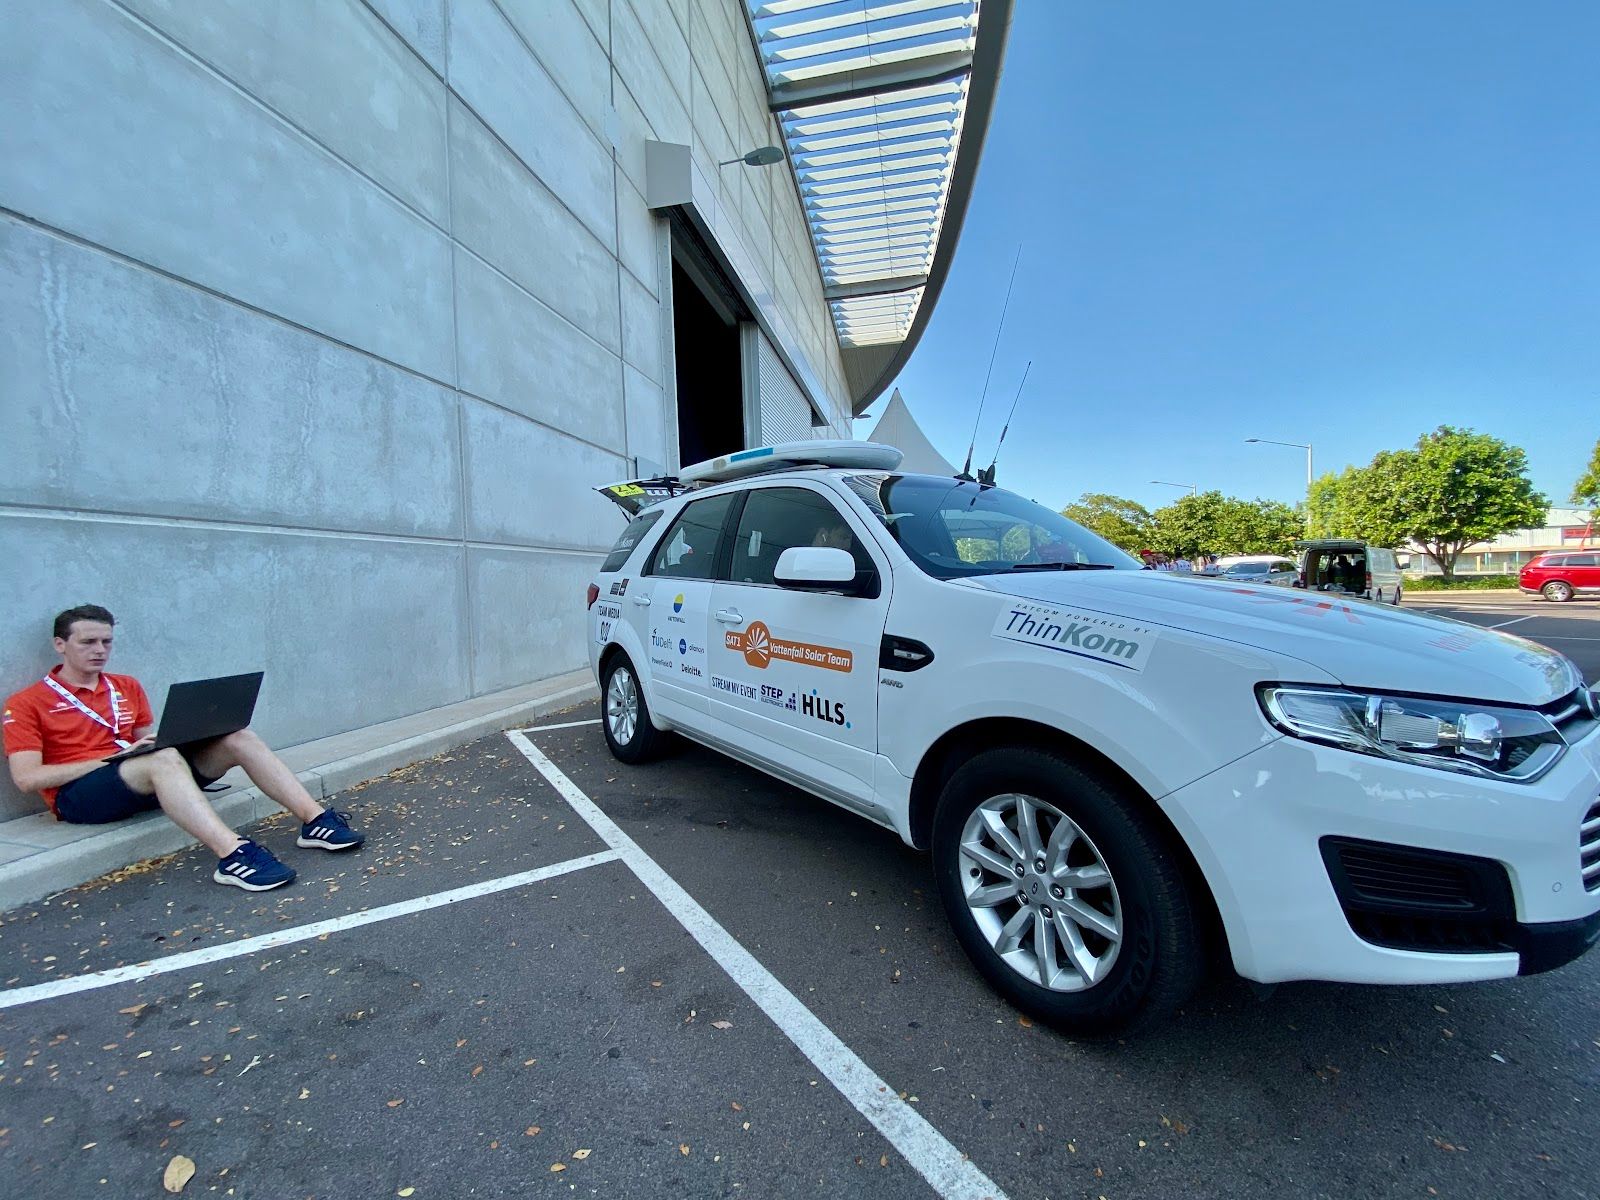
[724,620,853,673]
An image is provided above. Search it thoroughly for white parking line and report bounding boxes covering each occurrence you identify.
[1489,615,1536,630]
[506,729,1006,1200]
[0,849,621,1012]
[517,719,602,732]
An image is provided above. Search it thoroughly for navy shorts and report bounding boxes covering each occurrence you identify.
[54,752,221,824]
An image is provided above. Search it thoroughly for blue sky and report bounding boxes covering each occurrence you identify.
[859,1,1599,514]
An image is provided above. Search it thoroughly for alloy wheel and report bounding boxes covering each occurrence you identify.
[607,666,639,746]
[957,793,1123,991]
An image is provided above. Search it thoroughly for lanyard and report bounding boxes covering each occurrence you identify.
[42,674,133,750]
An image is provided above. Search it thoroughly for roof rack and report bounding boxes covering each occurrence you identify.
[678,440,903,485]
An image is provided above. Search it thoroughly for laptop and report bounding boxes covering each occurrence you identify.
[105,672,264,762]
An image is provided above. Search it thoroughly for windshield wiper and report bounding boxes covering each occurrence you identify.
[1006,562,1119,572]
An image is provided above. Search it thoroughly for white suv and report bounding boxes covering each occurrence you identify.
[587,443,1600,1033]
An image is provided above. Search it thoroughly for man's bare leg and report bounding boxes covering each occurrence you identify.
[189,730,324,824]
[118,749,245,858]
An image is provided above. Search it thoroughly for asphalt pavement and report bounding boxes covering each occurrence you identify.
[1,604,1598,1199]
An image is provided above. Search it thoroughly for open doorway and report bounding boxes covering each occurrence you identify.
[670,230,749,467]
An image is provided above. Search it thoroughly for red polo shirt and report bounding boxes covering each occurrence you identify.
[2,669,153,811]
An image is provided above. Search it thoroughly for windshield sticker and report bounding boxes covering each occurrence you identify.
[993,603,1157,672]
[725,621,853,673]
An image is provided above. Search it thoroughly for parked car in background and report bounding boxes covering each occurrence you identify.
[1519,552,1600,602]
[1199,555,1299,586]
[1298,539,1404,604]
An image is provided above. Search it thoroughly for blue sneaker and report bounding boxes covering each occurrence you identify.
[213,840,296,891]
[297,808,365,851]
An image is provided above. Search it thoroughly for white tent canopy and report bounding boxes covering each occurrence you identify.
[865,389,957,476]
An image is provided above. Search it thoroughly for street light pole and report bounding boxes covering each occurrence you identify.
[1150,480,1198,497]
[1245,438,1314,527]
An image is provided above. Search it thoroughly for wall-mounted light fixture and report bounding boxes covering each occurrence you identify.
[718,145,784,168]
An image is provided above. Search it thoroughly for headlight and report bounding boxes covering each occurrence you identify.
[1257,686,1565,782]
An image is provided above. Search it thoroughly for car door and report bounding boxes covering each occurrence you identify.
[1565,552,1600,592]
[703,483,889,809]
[633,490,740,726]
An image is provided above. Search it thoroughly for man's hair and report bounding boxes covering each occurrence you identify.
[54,604,115,640]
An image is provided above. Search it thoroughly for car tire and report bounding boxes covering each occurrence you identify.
[1391,586,1402,605]
[1542,581,1574,603]
[601,652,669,764]
[930,747,1203,1036]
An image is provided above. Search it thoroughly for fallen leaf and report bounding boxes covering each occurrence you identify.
[1018,1016,1034,1028]
[119,1004,147,1017]
[879,1155,889,1167]
[471,1065,484,1077]
[711,1020,734,1030]
[680,1144,691,1156]
[730,1102,743,1112]
[298,1088,310,1100]
[650,981,663,988]
[387,1099,404,1108]
[572,1149,591,1160]
[549,1163,566,1173]
[525,1126,541,1137]
[397,1190,415,1198]
[162,1155,196,1193]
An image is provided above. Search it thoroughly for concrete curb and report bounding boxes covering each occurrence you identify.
[0,677,597,913]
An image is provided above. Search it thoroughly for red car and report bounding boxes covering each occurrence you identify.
[1519,551,1600,602]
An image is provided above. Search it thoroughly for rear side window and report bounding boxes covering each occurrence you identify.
[1565,554,1598,568]
[1540,555,1568,568]
[648,493,739,580]
[600,510,663,573]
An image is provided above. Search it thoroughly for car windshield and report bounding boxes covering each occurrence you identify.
[843,474,1140,580]
[1227,563,1270,574]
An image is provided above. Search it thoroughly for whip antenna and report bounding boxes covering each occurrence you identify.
[959,244,1024,480]
[978,359,1032,486]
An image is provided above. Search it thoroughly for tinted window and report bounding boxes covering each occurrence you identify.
[1227,563,1270,575]
[600,509,663,573]
[648,493,739,580]
[1540,556,1569,568]
[728,487,875,590]
[1564,554,1598,568]
[844,475,1138,580]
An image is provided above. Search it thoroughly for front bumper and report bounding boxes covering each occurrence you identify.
[1159,729,1600,985]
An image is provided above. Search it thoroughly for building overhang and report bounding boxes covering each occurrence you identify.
[743,0,1014,416]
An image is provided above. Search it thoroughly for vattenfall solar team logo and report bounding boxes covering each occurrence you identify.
[668,592,689,625]
[673,594,685,613]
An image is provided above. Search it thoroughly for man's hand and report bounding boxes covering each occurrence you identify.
[121,736,157,754]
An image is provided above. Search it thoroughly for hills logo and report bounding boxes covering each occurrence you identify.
[801,688,850,729]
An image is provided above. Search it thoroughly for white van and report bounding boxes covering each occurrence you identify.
[1297,539,1405,604]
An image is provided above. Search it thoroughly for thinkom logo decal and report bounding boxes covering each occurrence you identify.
[725,621,853,672]
[993,603,1158,672]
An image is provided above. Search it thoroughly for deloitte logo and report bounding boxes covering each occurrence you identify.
[673,594,685,613]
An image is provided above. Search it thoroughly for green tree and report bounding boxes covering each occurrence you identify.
[1305,468,1358,539]
[1344,426,1546,578]
[1060,492,1155,552]
[1572,438,1600,505]
[1150,492,1303,558]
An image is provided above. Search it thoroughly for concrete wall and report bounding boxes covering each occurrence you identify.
[0,0,853,820]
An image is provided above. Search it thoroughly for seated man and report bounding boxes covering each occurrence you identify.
[3,605,363,892]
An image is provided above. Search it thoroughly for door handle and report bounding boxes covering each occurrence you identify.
[632,595,651,607]
[714,608,743,624]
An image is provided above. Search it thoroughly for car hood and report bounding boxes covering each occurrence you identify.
[963,570,1582,706]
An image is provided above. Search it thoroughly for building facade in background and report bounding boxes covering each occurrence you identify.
[1405,508,1596,575]
[0,0,1008,819]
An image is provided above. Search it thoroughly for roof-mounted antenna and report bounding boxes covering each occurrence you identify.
[977,359,1032,487]
[958,244,1024,481]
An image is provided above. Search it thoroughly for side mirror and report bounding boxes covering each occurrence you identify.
[773,546,865,595]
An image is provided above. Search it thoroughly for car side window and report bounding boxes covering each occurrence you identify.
[1566,554,1597,568]
[648,493,738,580]
[728,487,875,590]
[600,509,663,573]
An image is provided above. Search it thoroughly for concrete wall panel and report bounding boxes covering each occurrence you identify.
[120,0,450,225]
[619,272,665,387]
[0,515,467,821]
[616,178,663,299]
[461,398,627,551]
[468,548,598,694]
[612,0,691,146]
[448,100,620,353]
[0,0,455,383]
[363,0,446,76]
[453,249,624,452]
[0,219,463,539]
[623,364,671,470]
[447,0,616,248]
[496,0,611,150]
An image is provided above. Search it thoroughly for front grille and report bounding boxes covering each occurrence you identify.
[1544,689,1599,746]
[1582,799,1600,894]
[1321,837,1517,954]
